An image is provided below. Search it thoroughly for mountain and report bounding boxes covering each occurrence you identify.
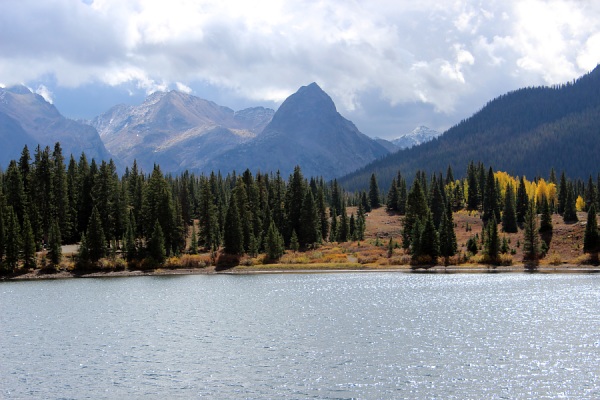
[201,83,390,179]
[0,86,112,165]
[338,65,600,191]
[90,90,275,173]
[391,126,441,149]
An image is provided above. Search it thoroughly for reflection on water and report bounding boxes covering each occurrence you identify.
[1,273,599,398]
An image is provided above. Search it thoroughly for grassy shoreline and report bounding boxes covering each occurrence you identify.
[3,262,598,281]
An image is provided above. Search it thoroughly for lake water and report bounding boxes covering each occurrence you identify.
[1,272,599,399]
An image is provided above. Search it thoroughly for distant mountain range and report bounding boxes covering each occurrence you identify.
[391,126,441,149]
[90,82,390,179]
[339,65,600,191]
[0,85,112,163]
[90,90,275,174]
[3,65,599,185]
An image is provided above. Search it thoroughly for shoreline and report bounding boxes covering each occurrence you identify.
[2,263,599,281]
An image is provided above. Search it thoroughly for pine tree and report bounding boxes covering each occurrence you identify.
[387,237,394,258]
[539,195,553,233]
[4,207,21,272]
[329,209,338,242]
[386,178,399,211]
[558,172,567,215]
[199,181,220,250]
[516,177,529,225]
[583,204,599,254]
[223,193,244,255]
[189,223,198,254]
[402,178,429,250]
[124,212,138,262]
[0,204,5,266]
[430,180,445,229]
[290,230,299,252]
[502,182,518,233]
[47,218,62,266]
[147,219,166,263]
[438,207,457,264]
[349,213,356,240]
[52,143,70,241]
[466,161,479,211]
[482,167,500,224]
[316,186,329,243]
[299,190,320,246]
[417,213,439,262]
[523,200,541,263]
[484,216,499,263]
[356,203,366,241]
[563,183,578,223]
[86,206,107,263]
[397,176,407,215]
[369,173,380,209]
[22,214,36,269]
[264,221,285,260]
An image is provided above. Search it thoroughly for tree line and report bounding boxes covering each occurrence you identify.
[0,143,599,274]
[377,162,600,264]
[0,144,367,273]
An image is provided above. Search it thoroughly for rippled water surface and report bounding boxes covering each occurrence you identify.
[1,273,599,399]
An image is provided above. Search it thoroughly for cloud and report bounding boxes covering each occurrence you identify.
[35,84,53,104]
[0,0,598,137]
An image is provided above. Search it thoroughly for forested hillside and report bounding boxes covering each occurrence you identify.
[339,66,600,191]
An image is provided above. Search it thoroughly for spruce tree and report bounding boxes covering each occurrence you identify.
[4,207,21,272]
[22,214,36,269]
[299,190,320,246]
[466,161,479,211]
[349,213,356,240]
[523,200,541,263]
[147,219,166,263]
[265,221,285,260]
[316,187,329,243]
[397,177,407,215]
[189,223,198,254]
[430,180,445,229]
[558,172,567,215]
[337,204,349,243]
[402,178,429,250]
[583,204,599,254]
[124,212,138,262]
[563,183,578,223]
[386,178,399,212]
[482,167,500,224]
[539,195,553,233]
[355,203,366,241]
[290,230,299,252]
[86,206,107,262]
[223,194,244,255]
[484,216,499,263]
[369,173,381,209]
[418,213,439,262]
[502,182,518,233]
[516,177,529,225]
[48,218,62,266]
[438,205,457,264]
[0,205,5,265]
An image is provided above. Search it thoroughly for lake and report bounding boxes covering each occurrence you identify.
[1,272,599,399]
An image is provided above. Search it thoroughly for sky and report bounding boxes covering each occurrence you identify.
[1,0,599,139]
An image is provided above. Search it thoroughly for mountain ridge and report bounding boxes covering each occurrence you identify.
[338,65,600,191]
[0,85,112,164]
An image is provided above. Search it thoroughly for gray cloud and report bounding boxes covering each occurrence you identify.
[0,0,599,138]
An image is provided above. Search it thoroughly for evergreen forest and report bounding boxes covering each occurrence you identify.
[1,143,599,276]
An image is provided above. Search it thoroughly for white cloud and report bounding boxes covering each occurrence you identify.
[35,84,53,103]
[175,82,192,94]
[0,0,598,136]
